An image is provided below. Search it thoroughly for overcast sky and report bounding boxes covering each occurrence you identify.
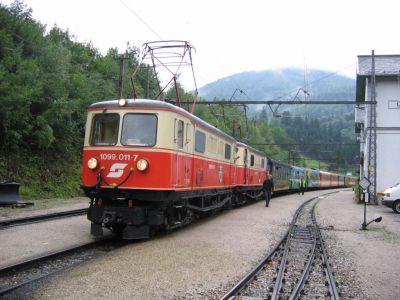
[3,0,400,90]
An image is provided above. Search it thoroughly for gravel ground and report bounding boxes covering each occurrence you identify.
[29,190,318,300]
[0,215,98,268]
[4,189,399,299]
[316,190,400,300]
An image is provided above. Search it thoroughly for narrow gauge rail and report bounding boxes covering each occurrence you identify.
[0,208,88,230]
[221,192,340,300]
[0,238,122,298]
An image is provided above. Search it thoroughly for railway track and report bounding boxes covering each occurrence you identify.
[0,237,124,298]
[221,192,340,300]
[0,208,88,230]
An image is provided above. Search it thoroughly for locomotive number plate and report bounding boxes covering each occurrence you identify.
[100,153,139,161]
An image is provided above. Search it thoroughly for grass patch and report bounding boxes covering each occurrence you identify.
[1,154,84,200]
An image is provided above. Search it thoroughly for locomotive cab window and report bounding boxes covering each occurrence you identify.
[91,113,120,146]
[121,114,157,146]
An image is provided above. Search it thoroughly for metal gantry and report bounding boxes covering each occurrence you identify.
[366,51,377,203]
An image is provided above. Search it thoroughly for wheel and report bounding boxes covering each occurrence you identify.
[392,200,400,214]
[111,224,125,237]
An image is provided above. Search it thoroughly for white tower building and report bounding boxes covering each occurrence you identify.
[355,54,400,200]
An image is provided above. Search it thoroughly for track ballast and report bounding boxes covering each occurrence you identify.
[221,192,340,300]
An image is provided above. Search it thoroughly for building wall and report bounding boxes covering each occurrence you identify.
[377,134,400,191]
[365,78,400,192]
[376,79,400,127]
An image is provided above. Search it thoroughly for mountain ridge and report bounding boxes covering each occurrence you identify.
[198,68,356,101]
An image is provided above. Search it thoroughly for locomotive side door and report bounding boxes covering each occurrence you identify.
[244,148,248,184]
[184,122,193,188]
[233,146,239,184]
[174,118,191,188]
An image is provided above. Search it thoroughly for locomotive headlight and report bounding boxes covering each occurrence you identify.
[118,98,127,106]
[136,158,149,172]
[87,157,99,170]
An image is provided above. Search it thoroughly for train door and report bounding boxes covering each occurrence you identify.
[244,148,248,184]
[185,122,193,187]
[174,118,191,188]
[233,146,239,184]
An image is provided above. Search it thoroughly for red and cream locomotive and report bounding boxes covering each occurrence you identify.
[81,98,267,239]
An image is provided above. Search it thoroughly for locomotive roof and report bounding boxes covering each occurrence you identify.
[88,99,236,143]
[236,142,266,157]
[268,157,291,168]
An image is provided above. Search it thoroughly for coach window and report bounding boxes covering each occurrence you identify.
[250,154,255,167]
[225,144,231,160]
[121,114,157,146]
[91,113,119,146]
[234,147,240,161]
[176,120,184,149]
[261,158,265,169]
[195,130,206,153]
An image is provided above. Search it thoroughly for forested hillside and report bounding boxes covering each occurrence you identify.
[198,68,355,102]
[197,67,359,175]
[0,2,158,198]
[0,2,358,199]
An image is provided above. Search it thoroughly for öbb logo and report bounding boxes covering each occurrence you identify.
[107,163,128,178]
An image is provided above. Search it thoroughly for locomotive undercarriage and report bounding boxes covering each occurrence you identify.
[85,186,263,239]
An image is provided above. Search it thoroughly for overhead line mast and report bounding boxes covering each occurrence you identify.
[130,40,199,112]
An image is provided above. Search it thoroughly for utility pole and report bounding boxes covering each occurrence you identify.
[367,50,377,203]
[118,54,125,99]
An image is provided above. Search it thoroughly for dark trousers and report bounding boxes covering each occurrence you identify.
[264,190,271,206]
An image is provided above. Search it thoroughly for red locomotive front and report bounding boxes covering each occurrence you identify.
[81,99,266,239]
[82,99,195,239]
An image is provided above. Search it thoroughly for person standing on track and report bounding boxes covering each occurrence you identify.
[263,175,274,207]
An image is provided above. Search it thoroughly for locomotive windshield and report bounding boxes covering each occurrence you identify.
[121,114,157,146]
[91,113,119,145]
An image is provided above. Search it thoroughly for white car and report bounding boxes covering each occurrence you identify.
[380,183,400,213]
